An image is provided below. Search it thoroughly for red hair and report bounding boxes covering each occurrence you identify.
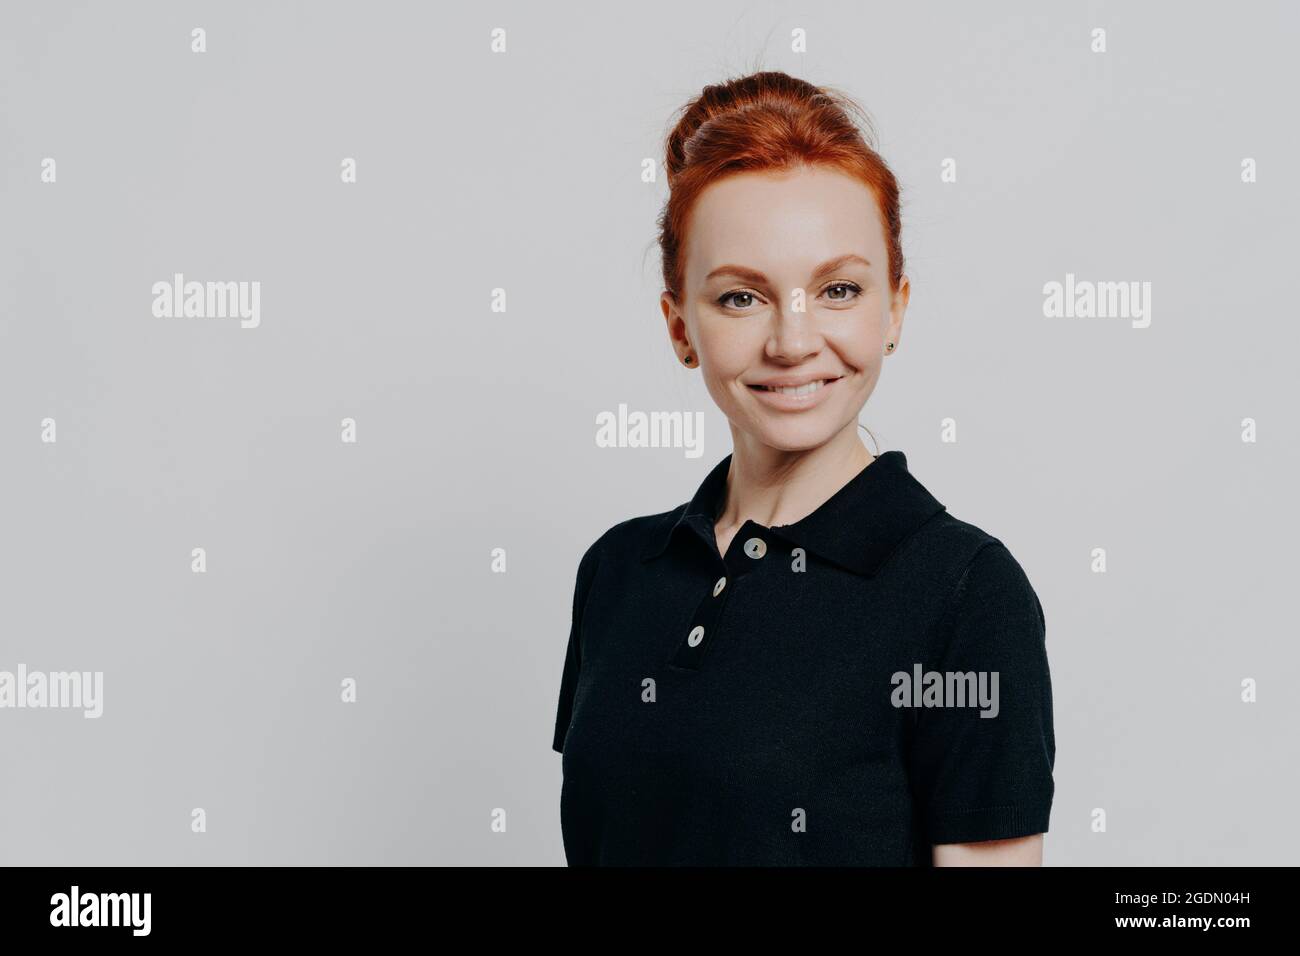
[657,71,904,303]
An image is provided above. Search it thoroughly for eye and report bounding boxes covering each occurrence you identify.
[718,289,761,310]
[823,281,863,303]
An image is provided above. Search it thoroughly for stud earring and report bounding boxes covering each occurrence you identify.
[684,354,695,366]
[885,342,895,352]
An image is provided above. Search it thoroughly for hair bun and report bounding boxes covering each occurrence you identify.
[656,70,901,300]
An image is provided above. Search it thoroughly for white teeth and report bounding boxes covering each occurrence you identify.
[758,379,829,396]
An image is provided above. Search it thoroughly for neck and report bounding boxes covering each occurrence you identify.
[717,425,875,530]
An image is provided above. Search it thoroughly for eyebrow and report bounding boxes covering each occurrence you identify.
[704,253,873,285]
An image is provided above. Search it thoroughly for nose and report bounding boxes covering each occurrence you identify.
[764,297,824,364]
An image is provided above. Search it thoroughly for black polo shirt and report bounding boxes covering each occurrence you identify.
[552,450,1055,866]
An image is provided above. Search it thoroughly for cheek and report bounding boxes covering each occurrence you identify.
[824,318,883,368]
[696,323,757,377]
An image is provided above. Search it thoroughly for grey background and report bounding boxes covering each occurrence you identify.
[1,0,1296,865]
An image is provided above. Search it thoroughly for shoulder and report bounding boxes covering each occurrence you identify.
[906,509,997,562]
[902,515,1047,665]
[573,503,686,571]
[896,511,1042,621]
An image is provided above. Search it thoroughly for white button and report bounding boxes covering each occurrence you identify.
[744,537,767,559]
[713,576,727,596]
[687,625,705,647]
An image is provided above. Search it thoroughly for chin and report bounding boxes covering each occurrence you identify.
[748,421,842,453]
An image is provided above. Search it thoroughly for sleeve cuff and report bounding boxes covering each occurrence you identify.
[926,803,1052,845]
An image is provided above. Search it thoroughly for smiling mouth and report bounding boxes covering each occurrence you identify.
[748,377,842,396]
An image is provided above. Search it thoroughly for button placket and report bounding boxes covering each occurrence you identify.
[669,576,730,669]
[722,521,768,571]
[668,522,768,670]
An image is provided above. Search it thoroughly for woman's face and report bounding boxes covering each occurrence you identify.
[661,166,908,453]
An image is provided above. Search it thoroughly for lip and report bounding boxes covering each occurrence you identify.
[746,375,842,411]
[749,373,841,388]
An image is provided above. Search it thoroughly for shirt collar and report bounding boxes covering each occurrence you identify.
[639,450,947,577]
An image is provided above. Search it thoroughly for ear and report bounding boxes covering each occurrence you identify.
[886,274,910,346]
[661,291,691,358]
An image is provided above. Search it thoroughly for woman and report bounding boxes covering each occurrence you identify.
[552,71,1055,866]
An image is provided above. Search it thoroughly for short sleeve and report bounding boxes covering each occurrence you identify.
[551,539,602,754]
[909,540,1055,844]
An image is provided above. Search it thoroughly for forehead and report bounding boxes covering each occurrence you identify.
[685,166,884,282]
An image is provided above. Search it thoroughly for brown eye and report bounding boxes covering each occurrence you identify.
[824,282,863,302]
[719,290,757,309]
